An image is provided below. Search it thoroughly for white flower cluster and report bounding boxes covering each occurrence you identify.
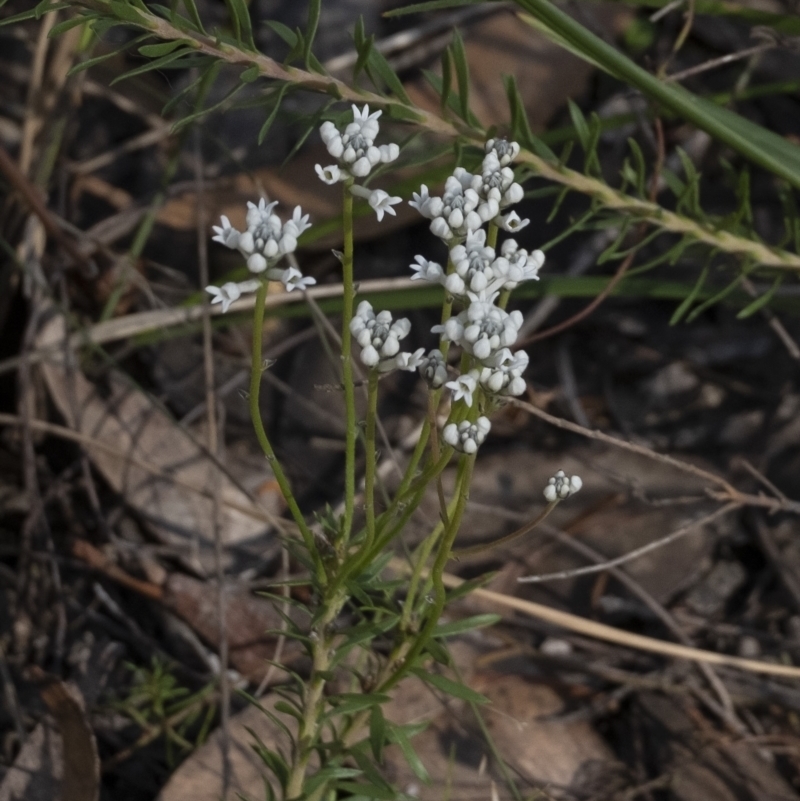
[350,301,424,372]
[410,139,528,242]
[316,105,402,222]
[206,201,316,312]
[543,470,583,502]
[442,417,491,454]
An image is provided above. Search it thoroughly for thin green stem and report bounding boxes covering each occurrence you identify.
[341,179,357,544]
[249,282,319,573]
[486,221,498,250]
[284,592,346,799]
[364,371,379,547]
[379,454,475,693]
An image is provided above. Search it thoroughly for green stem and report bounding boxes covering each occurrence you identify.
[486,221,498,250]
[379,454,475,693]
[284,593,345,799]
[341,179,357,544]
[364,371,379,547]
[249,282,319,573]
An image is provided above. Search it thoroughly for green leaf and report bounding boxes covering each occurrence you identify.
[139,39,190,57]
[258,83,291,144]
[516,0,800,188]
[304,0,322,71]
[324,693,391,719]
[686,270,747,322]
[369,704,386,761]
[265,19,297,47]
[107,0,149,25]
[0,2,57,26]
[110,48,196,85]
[305,767,363,796]
[626,137,647,198]
[181,0,205,34]
[451,29,470,122]
[67,35,150,76]
[390,727,429,783]
[410,669,489,704]
[567,99,589,149]
[353,23,374,81]
[274,700,304,721]
[247,727,289,788]
[737,274,783,319]
[335,782,399,800]
[49,15,92,37]
[225,0,255,50]
[433,613,501,638]
[440,47,452,114]
[366,48,411,105]
[240,64,260,82]
[383,0,483,16]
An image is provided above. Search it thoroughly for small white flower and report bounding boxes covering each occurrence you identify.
[279,266,316,292]
[206,281,241,313]
[368,189,402,222]
[410,255,445,283]
[479,347,529,397]
[316,164,343,184]
[205,278,261,313]
[211,215,240,249]
[445,371,478,407]
[497,210,530,233]
[543,470,583,502]
[393,348,426,372]
[418,349,448,388]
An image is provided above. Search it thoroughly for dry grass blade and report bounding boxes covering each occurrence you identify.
[387,559,800,679]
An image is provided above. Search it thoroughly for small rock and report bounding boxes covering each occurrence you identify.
[737,636,761,658]
[647,362,699,399]
[719,410,764,446]
[540,638,573,657]
[685,560,747,617]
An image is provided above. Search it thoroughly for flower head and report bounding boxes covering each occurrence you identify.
[350,301,411,370]
[442,417,491,454]
[418,349,448,388]
[317,105,399,181]
[543,470,583,502]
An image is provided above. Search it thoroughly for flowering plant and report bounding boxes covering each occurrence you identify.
[205,106,582,800]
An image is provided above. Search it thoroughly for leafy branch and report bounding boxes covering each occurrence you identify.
[51,0,800,275]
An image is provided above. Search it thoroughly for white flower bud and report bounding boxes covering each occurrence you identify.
[543,470,582,502]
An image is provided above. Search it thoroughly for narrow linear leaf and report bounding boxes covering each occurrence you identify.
[384,0,483,16]
[433,613,501,638]
[304,0,322,70]
[181,0,205,33]
[258,83,291,144]
[737,274,783,319]
[410,668,489,704]
[451,29,470,122]
[366,48,411,105]
[567,99,589,149]
[110,48,197,85]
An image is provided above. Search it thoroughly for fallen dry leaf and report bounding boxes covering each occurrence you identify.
[36,312,280,572]
[0,673,99,801]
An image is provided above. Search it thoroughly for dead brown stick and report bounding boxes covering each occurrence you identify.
[518,503,740,584]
